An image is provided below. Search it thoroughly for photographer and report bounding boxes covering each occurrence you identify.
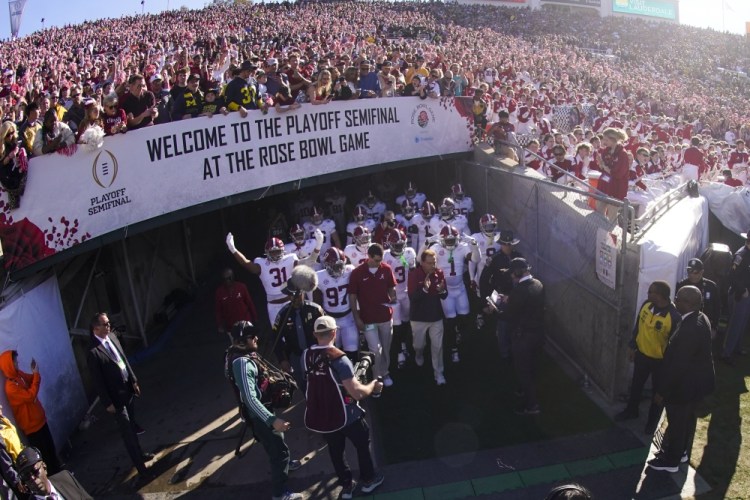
[302,316,385,499]
[228,321,302,500]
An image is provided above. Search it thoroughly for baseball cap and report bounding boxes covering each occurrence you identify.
[314,316,337,334]
[15,447,43,475]
[687,258,704,272]
[150,73,163,83]
[266,57,279,66]
[240,60,257,72]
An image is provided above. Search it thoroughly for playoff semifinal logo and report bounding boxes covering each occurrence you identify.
[411,103,436,129]
[92,150,119,189]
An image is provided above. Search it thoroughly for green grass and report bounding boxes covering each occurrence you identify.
[693,349,750,499]
[373,326,613,464]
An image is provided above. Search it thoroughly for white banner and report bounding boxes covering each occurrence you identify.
[8,0,26,38]
[0,97,473,271]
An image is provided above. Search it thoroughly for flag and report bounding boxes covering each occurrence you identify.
[8,0,27,38]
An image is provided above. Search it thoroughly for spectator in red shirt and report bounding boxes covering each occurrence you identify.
[348,244,397,387]
[214,268,258,344]
[723,169,744,188]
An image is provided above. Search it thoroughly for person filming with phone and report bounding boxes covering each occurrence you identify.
[0,350,62,474]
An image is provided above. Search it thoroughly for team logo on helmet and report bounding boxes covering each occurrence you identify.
[479,213,498,237]
[353,226,371,247]
[265,237,285,262]
[439,225,459,250]
[323,247,346,278]
[289,224,306,245]
[386,229,407,256]
[422,201,437,218]
[439,197,456,219]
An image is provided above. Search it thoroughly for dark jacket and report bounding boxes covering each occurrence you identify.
[676,277,720,328]
[273,301,324,361]
[658,311,715,403]
[86,333,138,409]
[29,470,94,500]
[502,276,545,337]
[480,249,523,298]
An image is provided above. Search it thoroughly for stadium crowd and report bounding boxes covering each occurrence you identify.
[0,1,747,176]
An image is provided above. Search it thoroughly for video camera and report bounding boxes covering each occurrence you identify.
[353,351,375,385]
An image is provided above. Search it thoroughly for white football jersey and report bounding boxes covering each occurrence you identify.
[383,247,417,295]
[395,214,420,250]
[284,239,318,269]
[411,213,434,242]
[344,244,369,266]
[304,218,337,255]
[433,242,473,288]
[395,192,427,209]
[316,265,354,314]
[454,197,474,217]
[254,253,298,301]
[292,197,315,224]
[360,200,387,222]
[469,232,501,282]
[430,215,470,237]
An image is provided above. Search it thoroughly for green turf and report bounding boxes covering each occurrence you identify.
[373,325,614,464]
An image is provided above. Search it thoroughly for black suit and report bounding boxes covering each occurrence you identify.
[503,275,545,410]
[87,333,148,474]
[28,470,94,500]
[657,311,715,464]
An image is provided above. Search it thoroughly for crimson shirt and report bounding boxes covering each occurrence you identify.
[348,262,397,323]
[214,281,258,331]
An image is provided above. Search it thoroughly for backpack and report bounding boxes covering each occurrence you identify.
[302,345,348,433]
[226,349,297,410]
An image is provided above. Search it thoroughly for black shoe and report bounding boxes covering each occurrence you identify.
[142,452,156,462]
[614,409,638,421]
[289,459,302,472]
[134,425,146,435]
[647,456,679,473]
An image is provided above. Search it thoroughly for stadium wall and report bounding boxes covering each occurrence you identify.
[461,156,640,399]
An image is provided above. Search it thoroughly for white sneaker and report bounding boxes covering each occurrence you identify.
[451,348,460,363]
[436,374,446,386]
[415,352,425,367]
[383,375,394,387]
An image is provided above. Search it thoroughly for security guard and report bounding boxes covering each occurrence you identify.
[676,258,720,338]
[721,230,750,363]
[273,282,325,393]
[615,281,680,434]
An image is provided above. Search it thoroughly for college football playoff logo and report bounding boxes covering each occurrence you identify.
[92,150,119,189]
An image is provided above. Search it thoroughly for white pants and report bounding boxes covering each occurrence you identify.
[332,312,359,352]
[440,285,470,318]
[411,320,444,378]
[363,320,393,378]
[391,293,411,326]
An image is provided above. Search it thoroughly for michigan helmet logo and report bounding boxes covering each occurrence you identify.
[92,150,119,189]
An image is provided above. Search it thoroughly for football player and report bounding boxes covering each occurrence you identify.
[383,229,417,368]
[396,200,421,250]
[303,206,341,256]
[227,230,323,325]
[345,204,377,245]
[314,247,358,360]
[468,214,501,297]
[451,184,474,217]
[394,181,426,210]
[344,226,372,267]
[359,190,387,222]
[430,197,470,237]
[285,223,320,269]
[421,225,479,363]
